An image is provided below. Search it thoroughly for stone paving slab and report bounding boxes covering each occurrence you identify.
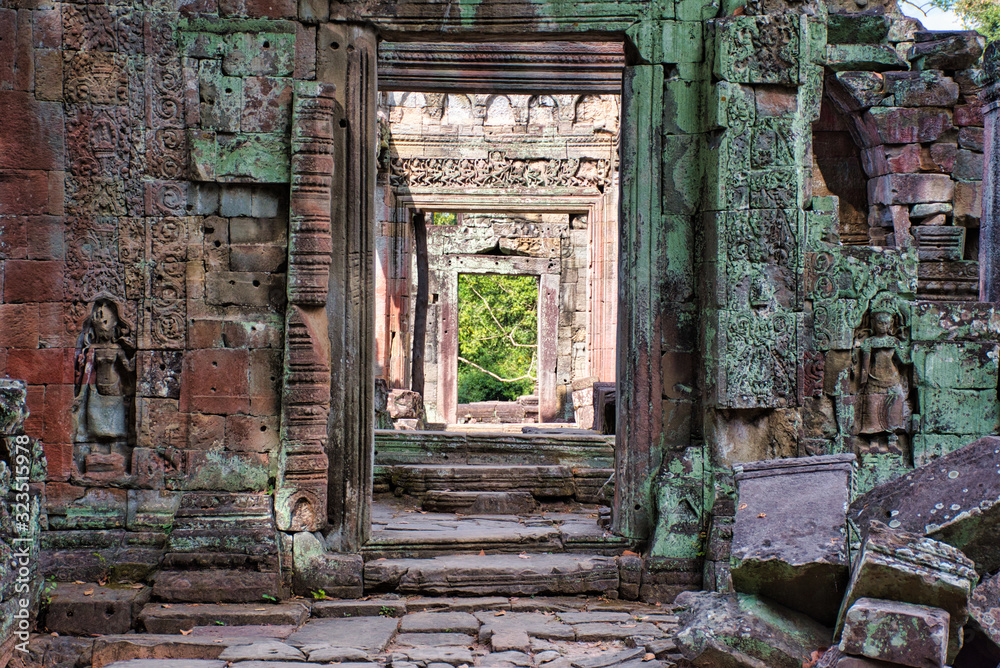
[218,640,305,661]
[104,661,227,668]
[306,646,373,662]
[189,624,296,638]
[394,632,477,647]
[286,616,399,651]
[571,647,645,668]
[557,611,634,624]
[392,646,476,665]
[139,602,310,633]
[475,611,576,642]
[400,611,481,634]
[479,649,534,666]
[574,622,662,641]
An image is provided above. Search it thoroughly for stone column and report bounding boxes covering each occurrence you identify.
[317,22,378,551]
[982,42,1000,303]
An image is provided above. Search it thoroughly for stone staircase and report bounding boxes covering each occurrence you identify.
[27,590,685,668]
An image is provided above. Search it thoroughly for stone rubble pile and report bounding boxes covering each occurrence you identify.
[674,436,1000,668]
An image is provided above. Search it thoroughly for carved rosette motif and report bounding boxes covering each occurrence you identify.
[276,82,338,532]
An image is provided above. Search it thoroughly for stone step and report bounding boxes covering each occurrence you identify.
[45,582,152,636]
[138,602,311,633]
[386,464,613,502]
[363,553,621,597]
[421,490,537,514]
[365,507,629,559]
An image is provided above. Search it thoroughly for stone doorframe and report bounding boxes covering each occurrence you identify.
[432,254,560,424]
[278,8,674,549]
[397,192,610,425]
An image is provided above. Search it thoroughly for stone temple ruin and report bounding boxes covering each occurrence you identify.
[3,0,1000,665]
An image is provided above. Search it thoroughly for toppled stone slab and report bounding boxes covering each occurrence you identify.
[731,454,855,626]
[674,591,833,668]
[399,611,480,634]
[475,611,575,642]
[848,435,1000,574]
[286,616,399,652]
[365,554,619,597]
[46,583,152,635]
[312,599,406,618]
[139,602,310,633]
[218,641,306,662]
[840,598,949,668]
[835,522,976,664]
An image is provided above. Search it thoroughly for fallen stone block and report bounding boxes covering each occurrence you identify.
[731,454,855,626]
[849,435,1000,574]
[835,522,977,664]
[817,647,909,667]
[840,598,949,668]
[969,571,1000,649]
[674,591,832,668]
[46,583,151,635]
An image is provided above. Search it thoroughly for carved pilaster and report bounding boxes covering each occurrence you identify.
[276,82,338,532]
[981,42,1000,303]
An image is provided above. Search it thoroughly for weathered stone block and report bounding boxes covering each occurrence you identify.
[840,598,949,668]
[970,572,1000,650]
[731,454,855,626]
[153,569,281,603]
[835,522,976,662]
[913,342,999,389]
[45,583,151,636]
[291,531,364,598]
[867,108,951,145]
[868,174,954,206]
[223,32,295,77]
[674,591,833,668]
[954,149,983,182]
[883,71,958,108]
[920,387,999,434]
[180,348,250,415]
[826,44,907,72]
[851,436,1000,574]
[908,31,985,71]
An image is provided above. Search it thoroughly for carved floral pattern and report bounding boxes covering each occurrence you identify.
[389,153,611,190]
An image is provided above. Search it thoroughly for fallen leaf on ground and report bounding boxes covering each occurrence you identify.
[479,550,486,556]
[179,629,192,636]
[643,653,656,661]
[757,513,766,518]
[83,589,94,596]
[518,553,530,559]
[622,550,639,556]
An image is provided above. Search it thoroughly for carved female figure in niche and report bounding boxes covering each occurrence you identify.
[857,305,911,439]
[72,296,136,458]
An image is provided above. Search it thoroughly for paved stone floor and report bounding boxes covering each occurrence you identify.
[24,596,685,668]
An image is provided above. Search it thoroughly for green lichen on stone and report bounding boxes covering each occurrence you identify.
[650,445,710,559]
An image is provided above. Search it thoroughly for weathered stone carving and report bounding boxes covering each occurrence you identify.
[72,296,136,474]
[855,294,911,448]
[389,153,611,190]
